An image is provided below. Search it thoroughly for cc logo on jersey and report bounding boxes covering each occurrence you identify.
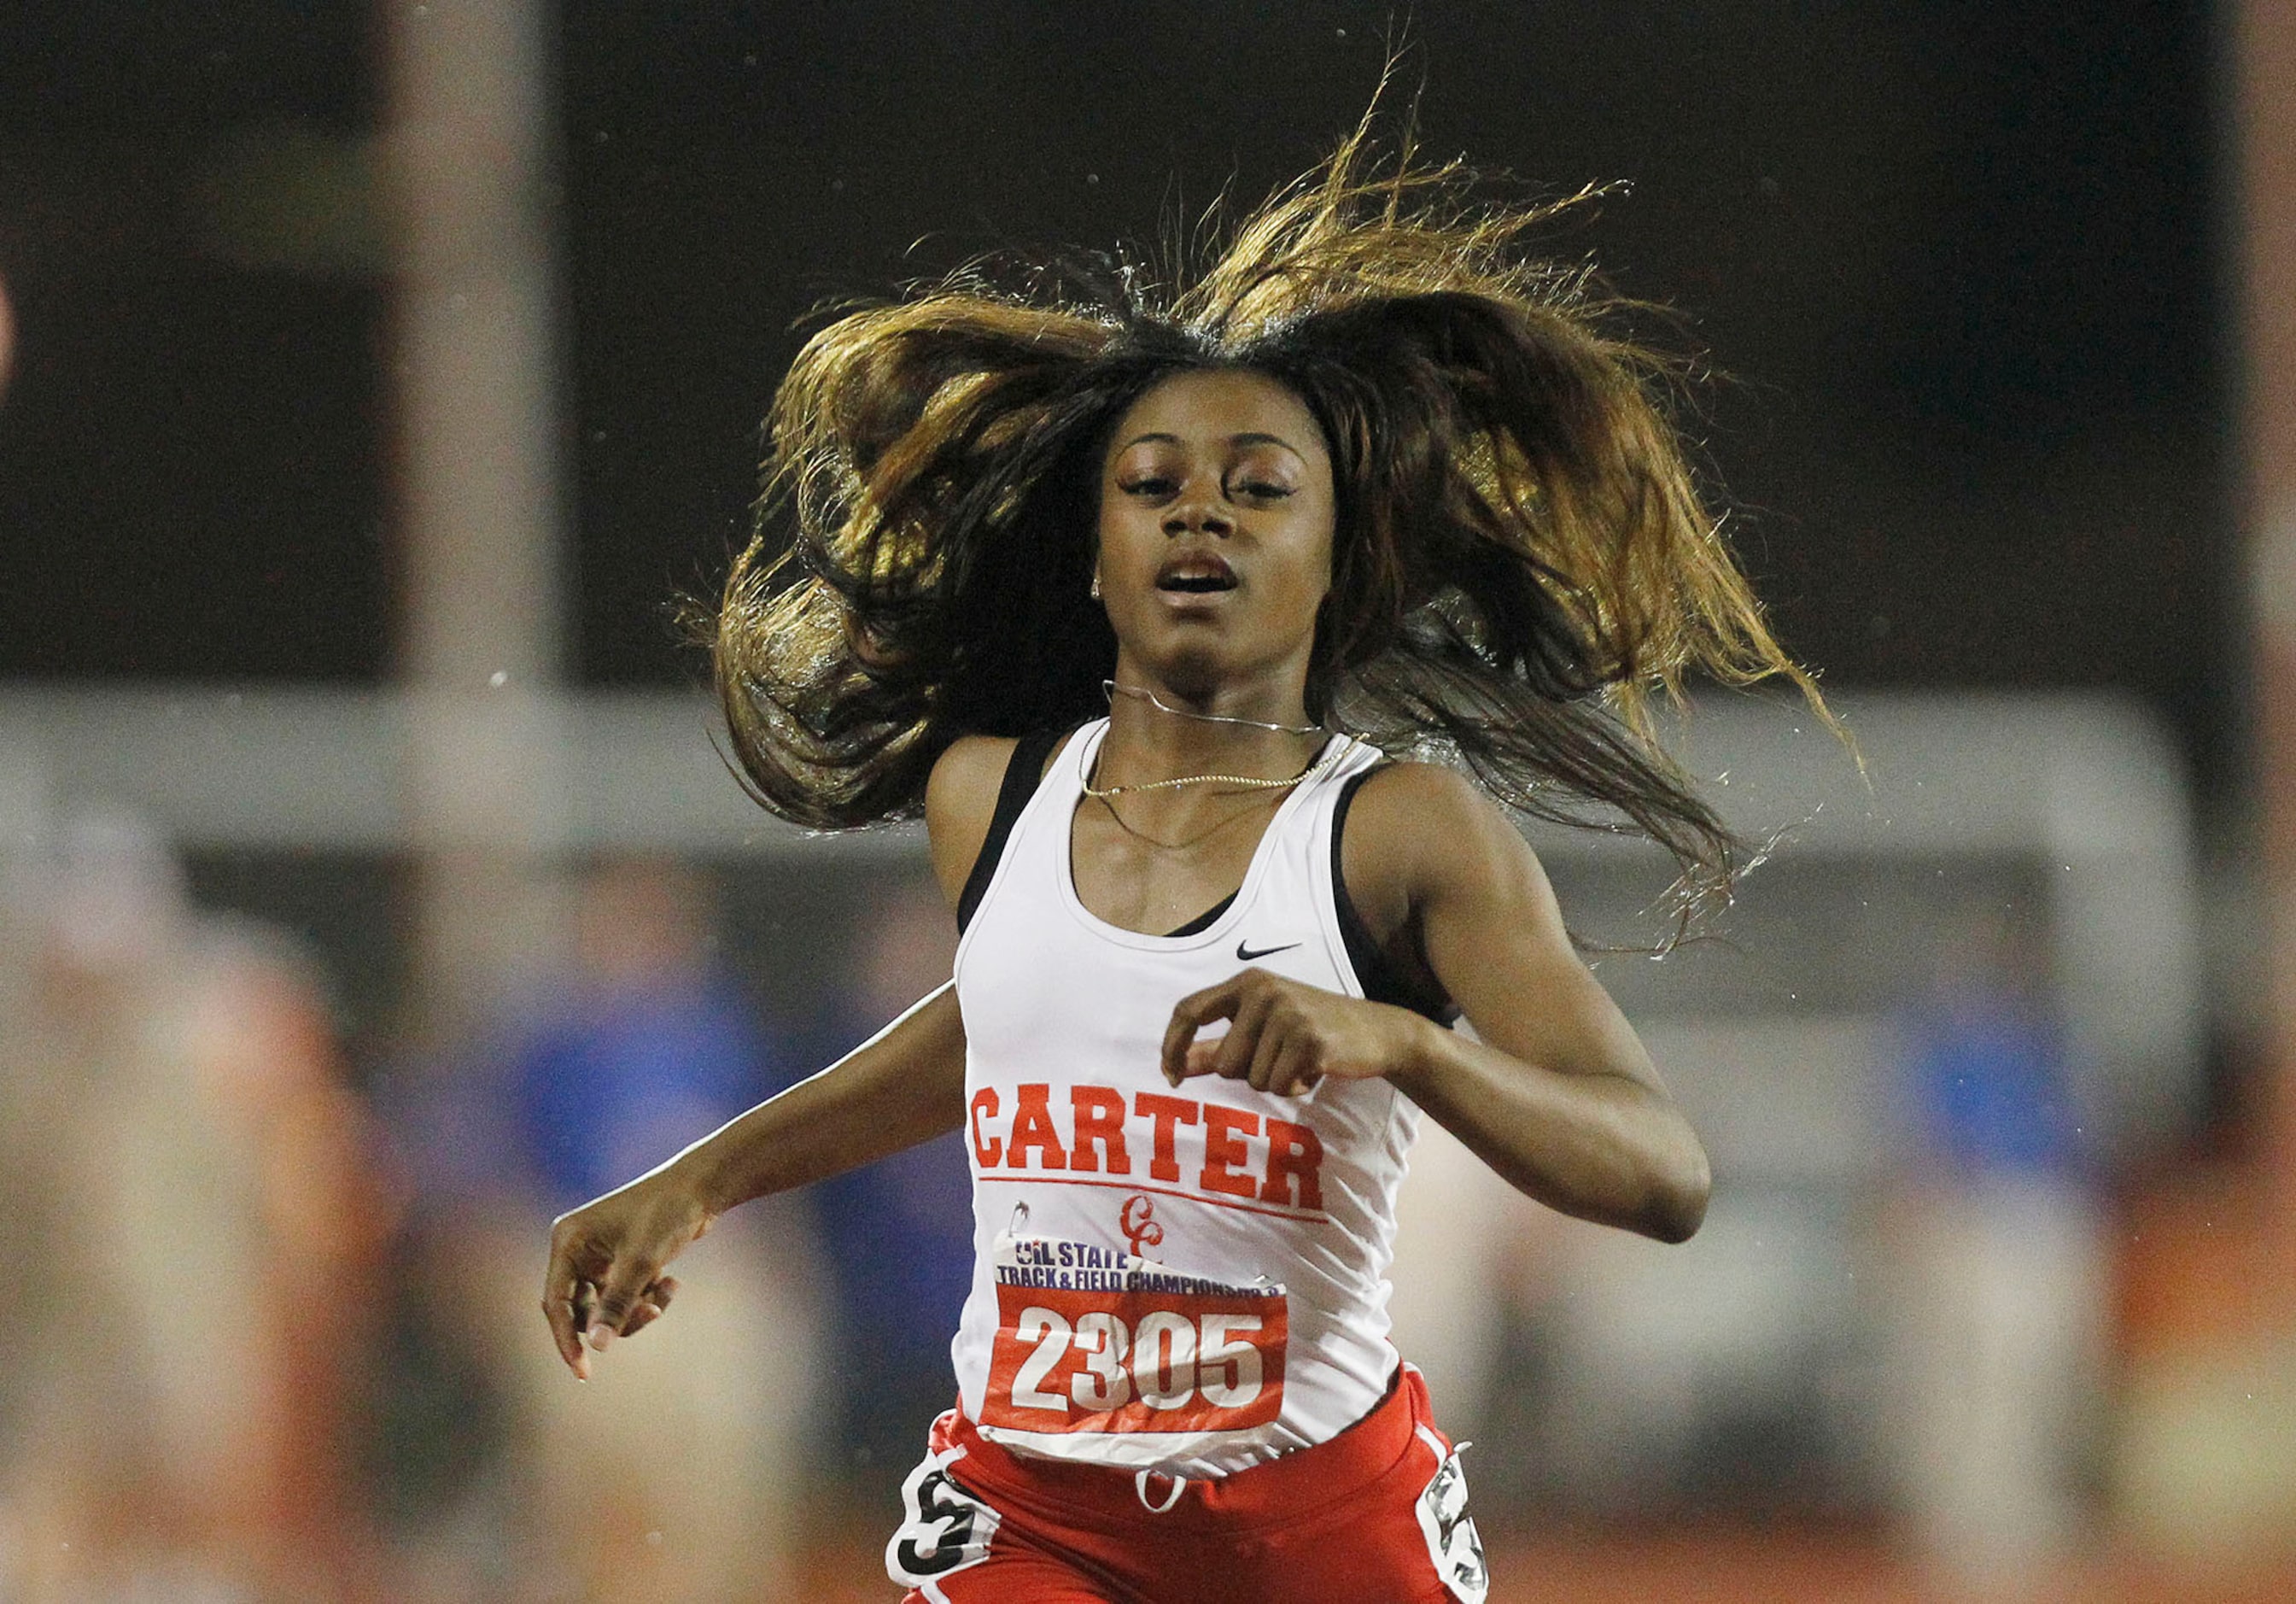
[1119,1194,1163,1257]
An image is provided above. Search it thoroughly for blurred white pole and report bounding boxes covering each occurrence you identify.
[382,0,569,1037]
[2241,0,2296,1289]
[2110,1,2296,1554]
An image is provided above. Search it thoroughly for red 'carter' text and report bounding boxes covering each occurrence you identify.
[968,1083,1325,1212]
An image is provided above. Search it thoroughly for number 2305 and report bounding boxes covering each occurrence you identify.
[984,1289,1288,1432]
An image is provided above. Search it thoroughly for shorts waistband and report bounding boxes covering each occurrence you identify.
[937,1364,1434,1527]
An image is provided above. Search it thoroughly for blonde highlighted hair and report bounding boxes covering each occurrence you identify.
[713,115,1826,926]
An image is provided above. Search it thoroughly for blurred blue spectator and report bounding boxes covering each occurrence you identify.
[1898,925,2086,1184]
[1881,904,2105,1590]
[803,878,973,1490]
[511,880,781,1218]
[399,857,803,1221]
[382,855,822,1601]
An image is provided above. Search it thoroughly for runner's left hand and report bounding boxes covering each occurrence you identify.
[1162,969,1430,1097]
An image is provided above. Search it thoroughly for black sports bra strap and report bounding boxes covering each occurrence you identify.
[956,728,1070,933]
[1332,764,1460,1025]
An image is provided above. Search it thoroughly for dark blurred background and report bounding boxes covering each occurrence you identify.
[0,0,2231,749]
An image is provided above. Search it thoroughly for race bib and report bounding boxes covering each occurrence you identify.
[980,1232,1287,1436]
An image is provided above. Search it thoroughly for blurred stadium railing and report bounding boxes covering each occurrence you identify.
[0,682,2204,1138]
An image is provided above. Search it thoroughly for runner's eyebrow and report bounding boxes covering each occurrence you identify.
[1116,430,1308,460]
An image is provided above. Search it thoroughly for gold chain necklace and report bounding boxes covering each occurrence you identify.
[1082,741,1339,801]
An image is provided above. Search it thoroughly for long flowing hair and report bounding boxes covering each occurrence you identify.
[711,120,1830,928]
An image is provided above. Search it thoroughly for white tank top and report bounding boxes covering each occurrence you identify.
[948,717,1423,1476]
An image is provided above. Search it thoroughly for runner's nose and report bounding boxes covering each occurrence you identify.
[1163,499,1231,537]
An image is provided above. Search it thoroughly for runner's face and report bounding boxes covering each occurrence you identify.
[1095,370,1335,702]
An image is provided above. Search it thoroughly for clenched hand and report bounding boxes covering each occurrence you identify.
[1161,968,1432,1098]
[541,1167,714,1380]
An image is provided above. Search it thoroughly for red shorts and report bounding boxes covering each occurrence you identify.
[885,1365,1487,1604]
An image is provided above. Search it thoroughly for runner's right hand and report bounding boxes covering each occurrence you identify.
[541,1165,715,1379]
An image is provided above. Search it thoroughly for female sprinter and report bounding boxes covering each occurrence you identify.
[541,131,1820,1603]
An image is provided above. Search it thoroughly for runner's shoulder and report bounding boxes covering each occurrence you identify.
[926,735,1020,900]
[1345,758,1541,901]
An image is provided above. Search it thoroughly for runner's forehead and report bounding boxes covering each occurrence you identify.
[1105,371,1329,470]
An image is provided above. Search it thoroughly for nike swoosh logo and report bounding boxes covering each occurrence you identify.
[1236,939,1301,962]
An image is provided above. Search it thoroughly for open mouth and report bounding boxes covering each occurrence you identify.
[1155,554,1238,594]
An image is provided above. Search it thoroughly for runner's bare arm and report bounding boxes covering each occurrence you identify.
[1370,764,1707,1241]
[1165,763,1708,1244]
[541,983,968,1376]
[539,740,1013,1379]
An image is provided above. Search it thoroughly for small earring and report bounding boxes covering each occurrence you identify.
[1090,571,1102,600]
